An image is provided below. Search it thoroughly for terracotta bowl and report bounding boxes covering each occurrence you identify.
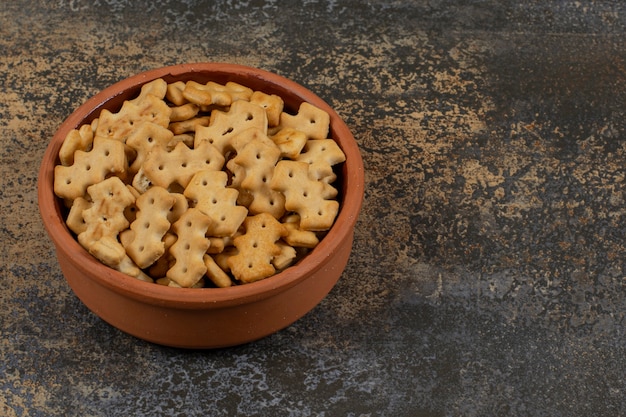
[38,63,364,349]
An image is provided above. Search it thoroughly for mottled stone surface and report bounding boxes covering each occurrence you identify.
[2,1,626,416]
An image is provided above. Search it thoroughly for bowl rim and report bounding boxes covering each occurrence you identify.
[38,62,364,309]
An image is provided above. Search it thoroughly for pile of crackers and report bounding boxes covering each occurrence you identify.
[53,78,345,288]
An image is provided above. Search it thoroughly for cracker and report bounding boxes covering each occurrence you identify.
[228,133,285,219]
[193,100,268,154]
[59,122,95,166]
[249,90,284,127]
[203,254,233,288]
[184,170,248,237]
[54,137,127,201]
[66,196,92,235]
[206,235,236,254]
[169,116,210,135]
[166,81,187,106]
[77,177,136,267]
[95,93,172,143]
[277,101,330,140]
[270,160,339,231]
[270,127,308,160]
[282,214,320,248]
[182,80,253,107]
[123,186,176,269]
[169,103,200,122]
[130,78,168,103]
[166,207,213,288]
[272,241,297,271]
[296,138,346,183]
[125,122,174,174]
[227,213,288,283]
[142,140,225,190]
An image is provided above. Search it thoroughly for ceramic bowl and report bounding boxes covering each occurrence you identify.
[38,63,364,348]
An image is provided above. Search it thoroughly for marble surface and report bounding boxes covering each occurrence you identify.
[2,1,626,415]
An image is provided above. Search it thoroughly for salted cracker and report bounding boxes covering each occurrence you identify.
[54,137,127,201]
[270,160,339,231]
[249,90,284,127]
[77,176,136,267]
[95,93,172,143]
[123,186,176,269]
[141,140,225,190]
[193,100,268,154]
[184,170,248,237]
[166,207,213,288]
[269,127,308,160]
[227,213,288,283]
[59,122,95,166]
[228,133,285,219]
[296,138,346,183]
[203,254,233,288]
[125,121,174,174]
[182,80,253,107]
[277,101,330,140]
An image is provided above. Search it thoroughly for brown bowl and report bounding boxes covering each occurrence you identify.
[37,63,364,349]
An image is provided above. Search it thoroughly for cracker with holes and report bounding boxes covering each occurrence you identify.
[270,128,308,160]
[184,170,248,237]
[77,176,136,267]
[123,186,177,269]
[166,207,213,288]
[125,122,174,174]
[277,101,330,140]
[54,137,128,201]
[193,100,268,154]
[95,93,172,143]
[142,140,225,190]
[228,134,285,219]
[270,160,339,231]
[227,213,288,283]
[296,138,346,183]
[250,91,284,127]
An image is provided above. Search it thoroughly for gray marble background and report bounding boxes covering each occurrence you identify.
[2,1,626,416]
